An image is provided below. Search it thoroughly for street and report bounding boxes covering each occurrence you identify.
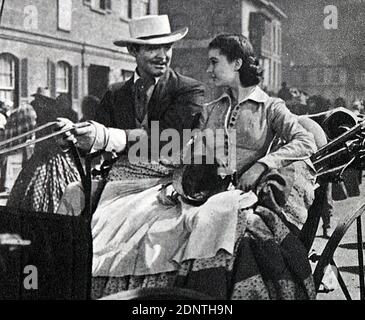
[314,177,365,300]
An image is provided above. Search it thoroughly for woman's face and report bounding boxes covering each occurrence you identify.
[207,48,237,87]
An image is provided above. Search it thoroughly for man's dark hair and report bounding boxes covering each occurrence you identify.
[127,44,141,54]
[208,34,263,87]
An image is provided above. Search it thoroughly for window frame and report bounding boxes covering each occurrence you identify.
[56,61,72,96]
[90,0,112,14]
[0,53,19,109]
[120,0,132,20]
[57,0,72,32]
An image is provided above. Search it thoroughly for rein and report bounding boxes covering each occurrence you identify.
[0,122,91,156]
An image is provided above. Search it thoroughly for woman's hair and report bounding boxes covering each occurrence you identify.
[208,34,263,87]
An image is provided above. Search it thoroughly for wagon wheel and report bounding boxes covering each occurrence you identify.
[312,202,365,300]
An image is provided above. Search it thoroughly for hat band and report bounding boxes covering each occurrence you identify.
[137,32,174,40]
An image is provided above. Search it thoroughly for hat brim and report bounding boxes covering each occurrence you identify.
[113,27,188,47]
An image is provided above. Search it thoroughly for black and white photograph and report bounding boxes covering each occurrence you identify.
[0,0,364,305]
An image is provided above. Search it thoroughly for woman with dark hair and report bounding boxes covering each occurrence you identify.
[203,34,316,195]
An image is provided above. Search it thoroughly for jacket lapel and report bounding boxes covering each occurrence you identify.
[148,69,172,122]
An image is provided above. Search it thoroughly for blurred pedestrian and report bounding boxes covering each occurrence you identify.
[56,93,78,123]
[350,98,364,116]
[278,81,293,102]
[6,87,81,213]
[307,95,330,114]
[334,97,347,109]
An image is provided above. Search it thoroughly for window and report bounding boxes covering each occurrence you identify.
[0,53,18,108]
[56,61,71,96]
[91,0,112,12]
[57,0,72,31]
[120,0,131,19]
[132,0,150,18]
[100,0,112,11]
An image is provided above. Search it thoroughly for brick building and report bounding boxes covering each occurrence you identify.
[159,0,286,99]
[0,0,158,117]
[273,0,365,105]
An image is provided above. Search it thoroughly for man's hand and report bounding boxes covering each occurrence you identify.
[55,118,97,151]
[72,122,97,151]
[55,117,76,148]
[237,162,267,193]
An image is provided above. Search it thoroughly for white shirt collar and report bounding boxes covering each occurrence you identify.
[133,70,160,85]
[222,85,270,105]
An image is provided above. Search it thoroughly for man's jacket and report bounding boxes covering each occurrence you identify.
[95,68,206,137]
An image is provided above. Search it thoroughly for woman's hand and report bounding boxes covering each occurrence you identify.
[237,162,267,192]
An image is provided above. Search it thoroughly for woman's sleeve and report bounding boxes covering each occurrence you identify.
[258,98,318,169]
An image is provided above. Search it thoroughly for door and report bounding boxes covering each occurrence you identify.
[88,65,110,99]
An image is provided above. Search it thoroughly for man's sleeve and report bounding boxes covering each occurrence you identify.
[161,81,206,132]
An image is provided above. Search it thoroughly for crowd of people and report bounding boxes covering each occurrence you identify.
[278,81,365,117]
[0,14,363,300]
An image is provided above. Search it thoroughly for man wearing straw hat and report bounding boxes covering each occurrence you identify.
[58,14,205,159]
[56,15,205,217]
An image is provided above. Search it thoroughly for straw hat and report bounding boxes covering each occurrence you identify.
[113,15,188,47]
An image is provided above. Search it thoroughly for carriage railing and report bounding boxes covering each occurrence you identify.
[311,120,365,183]
[307,116,365,300]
